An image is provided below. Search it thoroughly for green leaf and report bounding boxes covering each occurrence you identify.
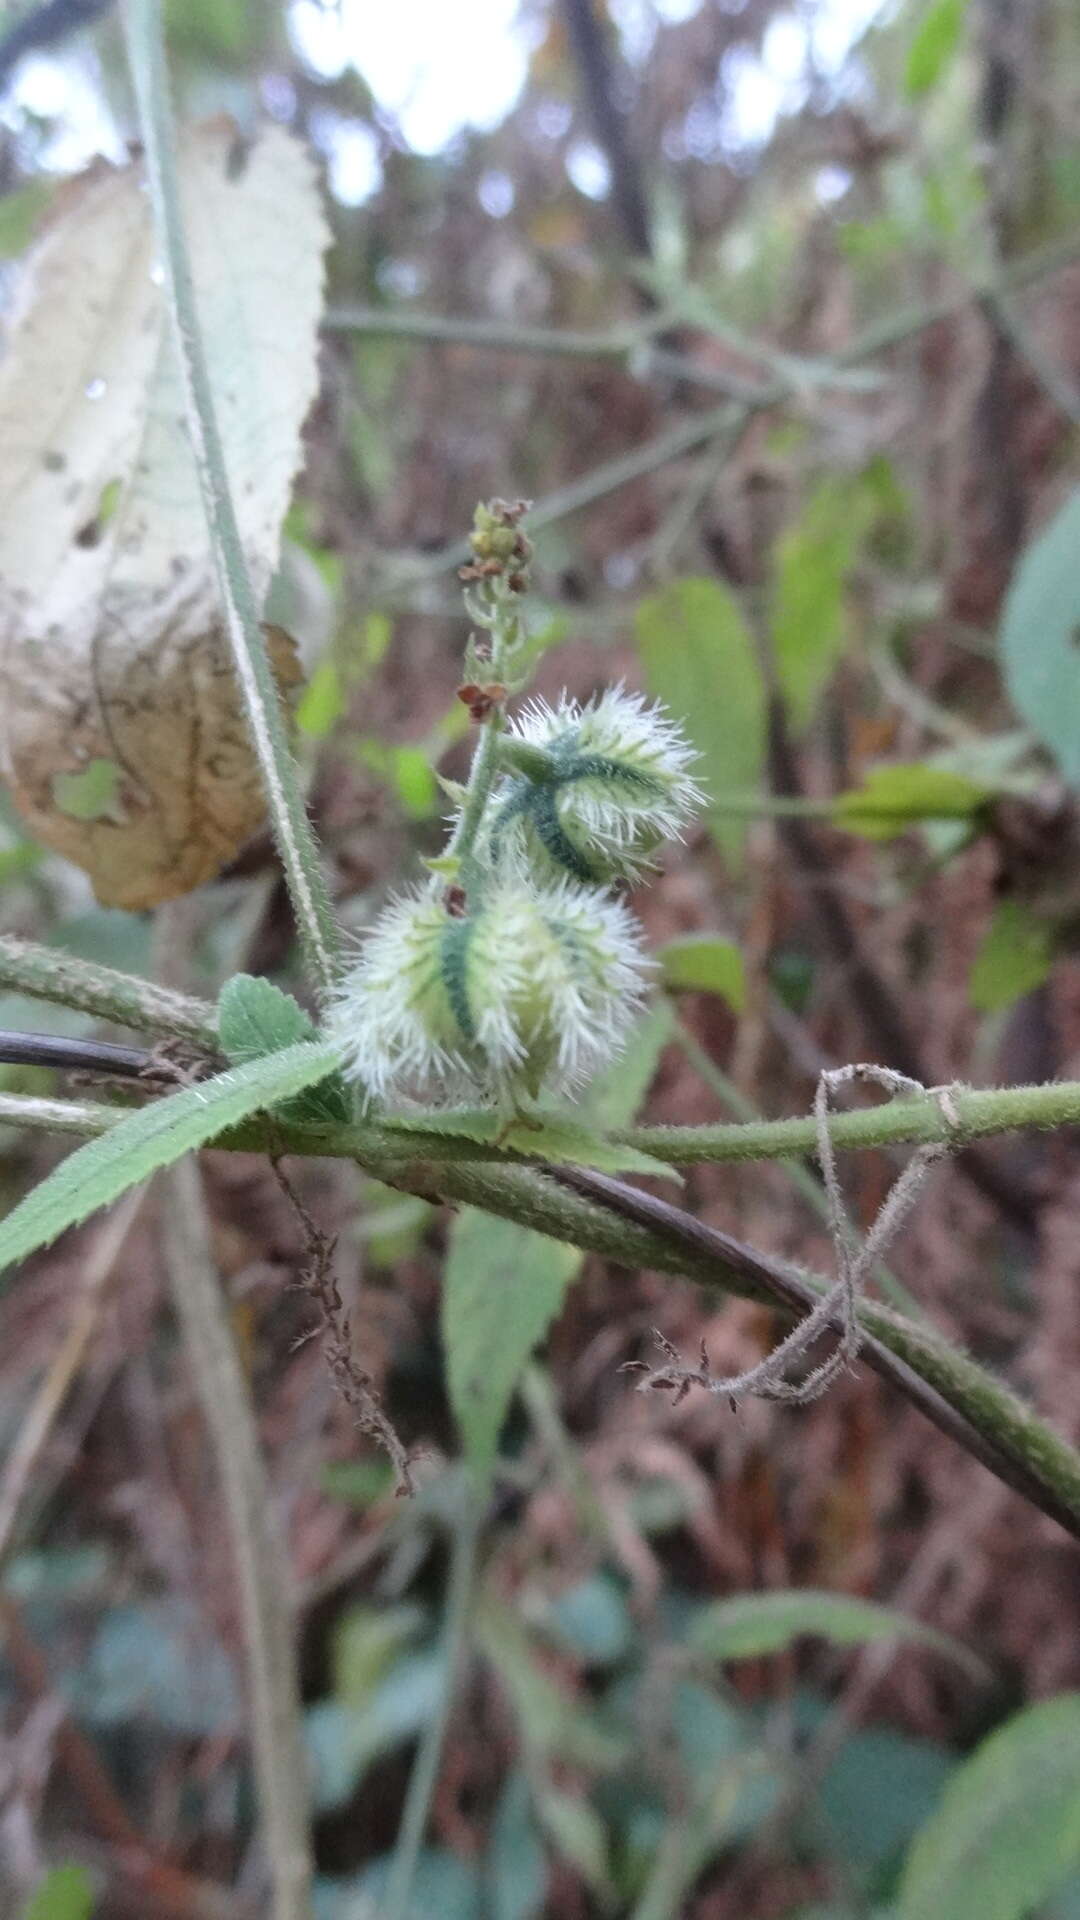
[543,1573,634,1668]
[392,745,438,819]
[476,1596,625,1771]
[486,1770,548,1920]
[535,1785,613,1899]
[0,1041,340,1278]
[819,1725,955,1875]
[970,899,1054,1013]
[307,1652,448,1811]
[659,935,746,1010]
[499,1117,676,1181]
[1000,489,1080,783]
[22,1866,95,1920]
[772,479,866,732]
[905,0,968,98]
[332,1603,427,1706]
[218,973,319,1055]
[296,659,345,738]
[897,1695,1080,1920]
[582,1002,672,1131]
[217,974,350,1123]
[688,1590,986,1681]
[636,577,765,870]
[383,1108,678,1180]
[834,764,988,840]
[442,1211,582,1481]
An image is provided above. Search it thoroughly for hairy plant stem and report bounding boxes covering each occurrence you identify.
[670,1017,922,1321]
[8,1070,1080,1175]
[162,1158,314,1920]
[5,1075,1080,1533]
[614,1078,1080,1164]
[0,934,218,1050]
[121,0,340,996]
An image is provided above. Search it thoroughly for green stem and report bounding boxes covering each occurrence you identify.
[614,1079,1080,1166]
[8,1073,1080,1178]
[121,0,340,997]
[669,1018,922,1319]
[447,715,502,875]
[3,1084,1080,1531]
[0,935,218,1050]
[324,305,647,359]
[445,581,520,875]
[381,1501,480,1920]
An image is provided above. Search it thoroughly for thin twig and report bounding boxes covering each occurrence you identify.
[373,231,1080,592]
[162,1158,314,1920]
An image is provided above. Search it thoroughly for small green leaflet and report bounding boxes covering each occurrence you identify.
[382,1107,678,1181]
[833,764,987,840]
[904,0,968,98]
[22,1865,95,1920]
[897,1694,1080,1920]
[217,973,351,1122]
[580,1000,672,1134]
[443,1210,583,1482]
[475,1595,625,1771]
[486,1770,547,1920]
[296,658,345,738]
[533,1786,613,1901]
[1000,488,1080,785]
[0,1041,339,1278]
[636,576,765,871]
[659,935,746,1011]
[218,972,317,1055]
[688,1590,987,1683]
[970,900,1054,1013]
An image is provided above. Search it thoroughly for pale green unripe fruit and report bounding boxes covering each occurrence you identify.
[483,687,703,886]
[329,878,649,1106]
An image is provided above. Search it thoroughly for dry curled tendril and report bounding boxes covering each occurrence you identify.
[625,1065,964,1411]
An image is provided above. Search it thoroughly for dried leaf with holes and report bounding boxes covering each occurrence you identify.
[0,121,327,908]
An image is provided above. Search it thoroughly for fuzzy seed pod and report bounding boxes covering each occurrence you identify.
[329,877,650,1106]
[484,687,703,886]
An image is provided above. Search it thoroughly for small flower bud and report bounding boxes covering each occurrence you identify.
[485,687,703,885]
[330,877,650,1106]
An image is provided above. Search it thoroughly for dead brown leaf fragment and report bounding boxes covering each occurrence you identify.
[0,121,327,908]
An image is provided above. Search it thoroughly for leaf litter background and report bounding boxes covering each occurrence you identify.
[1,1,1080,1916]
